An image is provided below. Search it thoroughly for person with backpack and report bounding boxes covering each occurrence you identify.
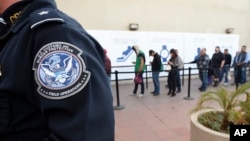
[149,50,162,96]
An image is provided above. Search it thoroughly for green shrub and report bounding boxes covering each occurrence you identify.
[191,82,250,132]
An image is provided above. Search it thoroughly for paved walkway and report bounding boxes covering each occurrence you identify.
[112,78,236,141]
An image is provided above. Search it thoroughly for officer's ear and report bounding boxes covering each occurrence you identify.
[0,18,8,36]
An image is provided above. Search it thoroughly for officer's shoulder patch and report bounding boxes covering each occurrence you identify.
[29,8,64,30]
[32,42,91,100]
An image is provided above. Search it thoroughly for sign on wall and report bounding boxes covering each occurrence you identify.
[88,30,239,80]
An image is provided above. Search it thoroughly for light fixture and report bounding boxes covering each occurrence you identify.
[225,28,234,34]
[129,23,139,31]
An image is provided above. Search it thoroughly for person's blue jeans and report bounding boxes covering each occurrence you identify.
[152,71,160,94]
[199,71,208,91]
[220,65,229,83]
[235,66,247,84]
[241,66,247,84]
[234,67,237,83]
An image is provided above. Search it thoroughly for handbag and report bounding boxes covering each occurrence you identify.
[134,75,142,84]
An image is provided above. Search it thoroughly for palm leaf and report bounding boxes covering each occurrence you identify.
[191,87,229,113]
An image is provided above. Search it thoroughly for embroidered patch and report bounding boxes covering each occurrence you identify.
[33,42,91,100]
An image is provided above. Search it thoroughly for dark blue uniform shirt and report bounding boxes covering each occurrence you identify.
[0,0,114,141]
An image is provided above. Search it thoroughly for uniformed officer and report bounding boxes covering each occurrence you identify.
[0,0,114,141]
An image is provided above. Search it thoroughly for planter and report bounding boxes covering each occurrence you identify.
[190,109,229,141]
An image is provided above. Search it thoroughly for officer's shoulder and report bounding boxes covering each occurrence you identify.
[29,8,65,30]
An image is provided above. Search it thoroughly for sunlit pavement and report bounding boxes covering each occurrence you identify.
[112,78,237,141]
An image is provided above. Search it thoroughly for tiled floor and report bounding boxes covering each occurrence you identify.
[112,78,236,141]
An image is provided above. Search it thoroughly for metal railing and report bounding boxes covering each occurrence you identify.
[112,63,250,110]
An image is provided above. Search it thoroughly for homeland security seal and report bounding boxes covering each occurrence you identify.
[33,42,91,100]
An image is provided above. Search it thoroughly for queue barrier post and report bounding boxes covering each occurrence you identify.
[113,70,125,110]
[184,67,194,100]
[146,66,148,89]
[182,66,185,86]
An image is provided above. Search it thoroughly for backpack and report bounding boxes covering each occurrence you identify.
[160,63,164,71]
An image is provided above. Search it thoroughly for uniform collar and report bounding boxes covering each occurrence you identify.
[2,1,31,27]
[0,0,57,39]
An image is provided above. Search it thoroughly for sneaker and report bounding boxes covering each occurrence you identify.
[137,94,144,97]
[223,83,228,86]
[129,93,136,96]
[116,46,133,62]
[213,82,219,87]
[150,91,156,94]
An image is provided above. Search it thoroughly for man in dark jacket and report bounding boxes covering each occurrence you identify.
[0,0,114,141]
[211,46,225,87]
[149,50,162,96]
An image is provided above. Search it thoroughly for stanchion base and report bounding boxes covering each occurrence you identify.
[113,105,125,110]
[183,97,194,100]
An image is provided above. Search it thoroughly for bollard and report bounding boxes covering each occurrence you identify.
[113,71,125,110]
[184,67,194,100]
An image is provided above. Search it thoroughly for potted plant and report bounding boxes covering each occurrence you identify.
[190,82,250,141]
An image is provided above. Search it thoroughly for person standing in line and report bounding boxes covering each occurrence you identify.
[197,48,210,92]
[231,51,240,85]
[236,45,248,84]
[104,49,112,78]
[104,49,112,87]
[0,0,114,140]
[207,60,214,86]
[194,47,201,62]
[149,50,162,96]
[211,46,225,87]
[175,49,183,93]
[220,49,232,86]
[130,45,146,97]
[167,49,182,97]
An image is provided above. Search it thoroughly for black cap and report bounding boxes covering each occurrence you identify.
[149,50,154,55]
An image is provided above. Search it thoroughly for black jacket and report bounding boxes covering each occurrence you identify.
[212,52,225,68]
[0,0,114,141]
[151,53,162,71]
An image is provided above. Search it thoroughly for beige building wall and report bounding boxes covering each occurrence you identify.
[56,0,250,51]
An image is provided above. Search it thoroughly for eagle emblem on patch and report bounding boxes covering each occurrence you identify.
[33,42,91,100]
